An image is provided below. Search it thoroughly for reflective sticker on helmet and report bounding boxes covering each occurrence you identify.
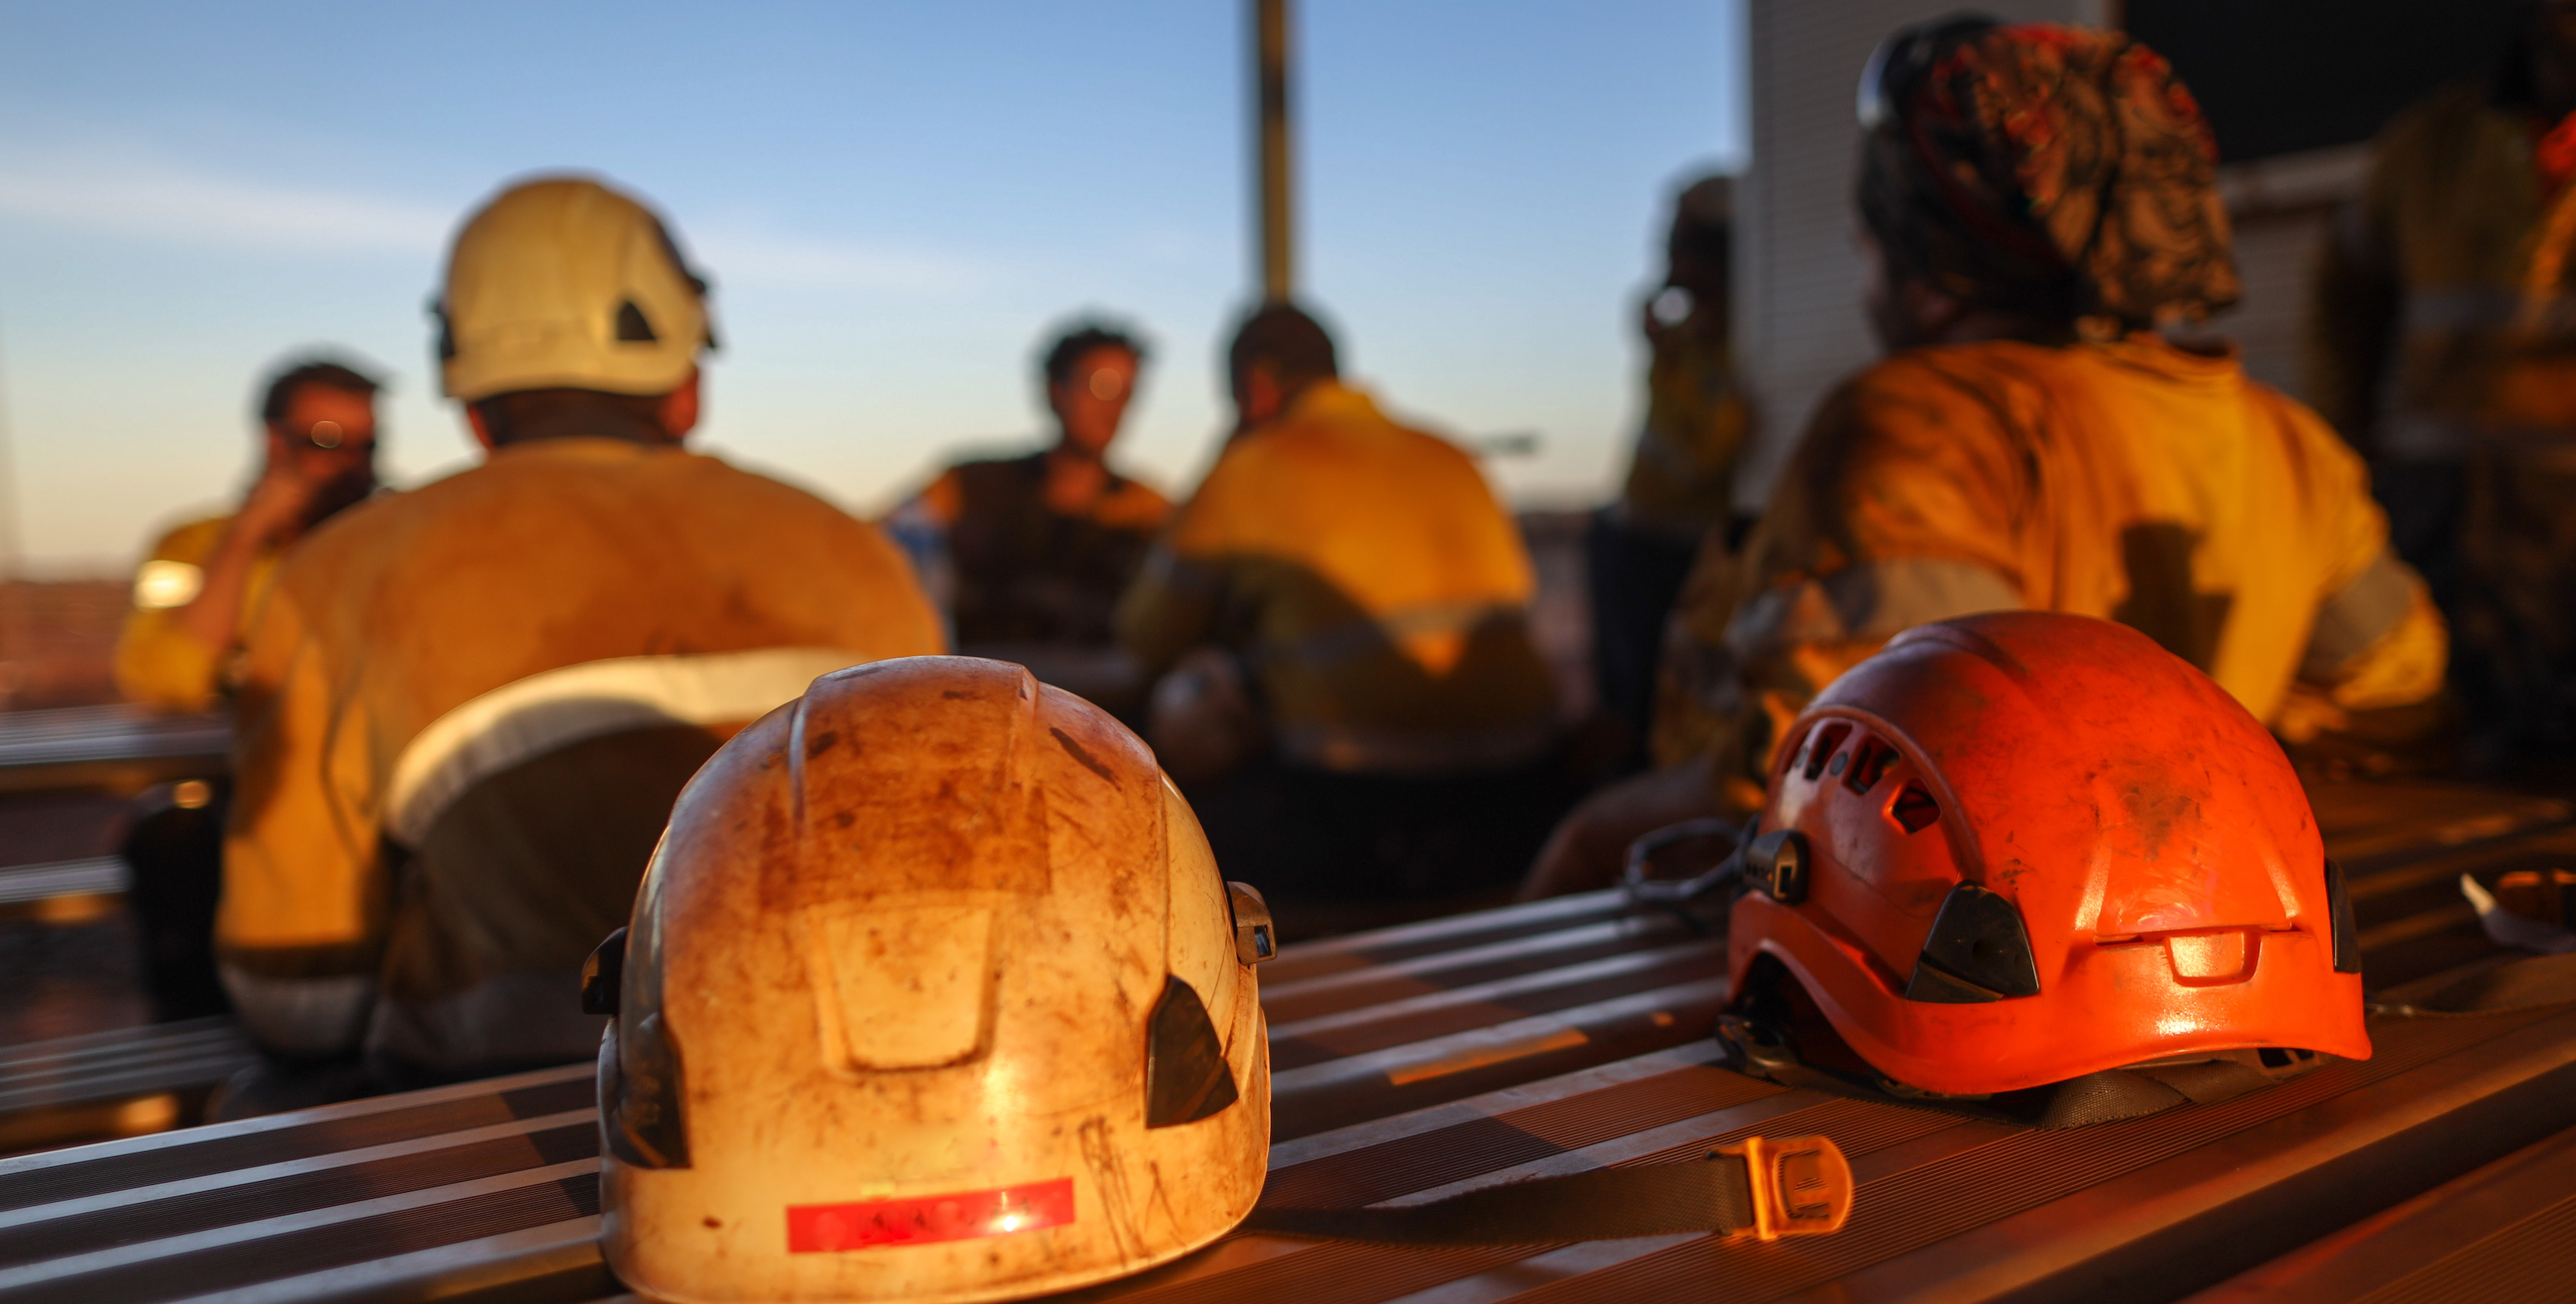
[787,1178,1076,1252]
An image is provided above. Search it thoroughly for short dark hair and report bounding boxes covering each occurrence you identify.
[1227,302,1338,394]
[259,358,382,426]
[470,388,669,447]
[1040,321,1148,389]
[1667,174,1733,274]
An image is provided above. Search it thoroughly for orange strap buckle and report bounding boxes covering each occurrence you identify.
[1720,1134,1854,1240]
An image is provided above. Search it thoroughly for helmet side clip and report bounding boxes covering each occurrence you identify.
[1227,881,1278,965]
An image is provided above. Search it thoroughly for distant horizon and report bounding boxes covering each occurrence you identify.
[0,2,1746,577]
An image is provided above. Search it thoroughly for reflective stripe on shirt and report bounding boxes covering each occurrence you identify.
[383,647,871,846]
[2302,551,2420,679]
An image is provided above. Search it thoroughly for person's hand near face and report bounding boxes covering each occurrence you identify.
[178,384,380,654]
[238,384,380,545]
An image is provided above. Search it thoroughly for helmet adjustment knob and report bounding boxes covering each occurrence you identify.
[1751,830,1811,904]
[581,926,627,1017]
[1228,882,1279,964]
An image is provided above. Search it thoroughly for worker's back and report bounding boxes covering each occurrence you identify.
[1124,380,1556,772]
[1740,335,2440,726]
[223,436,942,1078]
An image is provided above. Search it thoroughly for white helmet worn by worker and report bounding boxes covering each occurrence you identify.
[437,175,715,402]
[594,656,1276,1304]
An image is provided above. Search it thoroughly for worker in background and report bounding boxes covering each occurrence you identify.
[1525,19,2448,896]
[885,321,1169,646]
[215,176,941,1111]
[112,357,383,1023]
[1589,174,1751,774]
[115,359,382,714]
[1117,303,1563,910]
[2308,0,2576,769]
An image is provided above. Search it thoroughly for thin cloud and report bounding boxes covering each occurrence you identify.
[0,150,448,254]
[0,148,995,296]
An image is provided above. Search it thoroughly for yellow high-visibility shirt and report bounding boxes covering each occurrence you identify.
[1117,381,1557,773]
[220,437,944,1018]
[1655,335,2447,783]
[113,514,284,713]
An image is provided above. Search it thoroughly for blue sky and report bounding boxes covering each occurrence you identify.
[0,2,1744,572]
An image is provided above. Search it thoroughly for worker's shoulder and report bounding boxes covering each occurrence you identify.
[1252,386,1479,472]
[945,449,1044,480]
[302,440,877,577]
[419,439,861,518]
[1826,342,2062,429]
[1095,472,1171,531]
[2376,79,2512,157]
[139,513,234,565]
[2227,368,2371,476]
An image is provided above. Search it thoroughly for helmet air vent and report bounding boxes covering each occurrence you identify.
[1847,739,1898,794]
[614,299,659,342]
[1891,784,1940,833]
[1903,883,2042,1002]
[1803,723,1851,782]
[1145,975,1242,1127]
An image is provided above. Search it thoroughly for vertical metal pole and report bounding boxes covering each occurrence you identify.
[1256,0,1294,302]
[0,319,22,581]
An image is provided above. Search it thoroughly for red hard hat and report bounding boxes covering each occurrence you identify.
[1725,613,2369,1099]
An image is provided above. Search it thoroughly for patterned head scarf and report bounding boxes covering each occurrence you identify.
[1856,18,2239,334]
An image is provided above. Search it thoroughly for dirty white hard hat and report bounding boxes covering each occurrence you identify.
[593,656,1275,1304]
[436,175,714,402]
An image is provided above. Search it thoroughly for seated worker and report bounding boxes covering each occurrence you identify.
[2309,0,2576,768]
[885,321,1170,647]
[1117,303,1564,907]
[1522,19,2448,897]
[116,358,382,713]
[113,357,382,1023]
[216,176,942,1105]
[1589,174,1752,773]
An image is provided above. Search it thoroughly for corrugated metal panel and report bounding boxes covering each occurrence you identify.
[1735,0,2100,511]
[2202,144,2370,401]
[2209,209,2333,398]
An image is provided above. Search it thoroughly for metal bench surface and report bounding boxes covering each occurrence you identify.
[0,706,229,794]
[0,777,2569,1304]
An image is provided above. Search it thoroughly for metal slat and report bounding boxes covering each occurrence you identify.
[0,1109,595,1234]
[0,859,128,907]
[0,1119,595,1270]
[0,1158,596,1302]
[162,1215,608,1304]
[1268,941,1724,1070]
[1271,977,1732,1140]
[0,1020,256,1115]
[1260,893,1637,986]
[0,707,229,794]
[0,1067,592,1215]
[2183,1124,2576,1302]
[1261,915,1696,1023]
